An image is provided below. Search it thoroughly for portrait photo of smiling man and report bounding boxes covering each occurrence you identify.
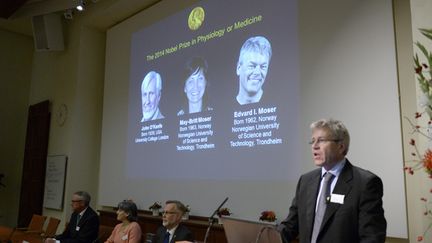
[140,71,165,122]
[235,36,272,105]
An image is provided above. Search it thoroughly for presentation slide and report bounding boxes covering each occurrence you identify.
[126,0,300,180]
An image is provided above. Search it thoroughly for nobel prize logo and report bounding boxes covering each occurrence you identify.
[188,7,205,30]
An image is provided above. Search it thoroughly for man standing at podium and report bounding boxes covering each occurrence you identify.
[277,119,386,243]
[154,200,194,243]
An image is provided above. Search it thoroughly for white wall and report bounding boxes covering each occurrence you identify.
[27,16,106,230]
[0,29,33,226]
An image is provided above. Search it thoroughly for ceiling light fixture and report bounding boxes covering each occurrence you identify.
[76,0,85,11]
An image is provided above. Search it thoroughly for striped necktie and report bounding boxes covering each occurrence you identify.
[311,172,334,243]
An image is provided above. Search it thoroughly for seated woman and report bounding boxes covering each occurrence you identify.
[177,57,213,115]
[105,200,142,243]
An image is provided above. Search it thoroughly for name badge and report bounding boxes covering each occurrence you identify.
[121,235,128,240]
[76,226,80,231]
[330,193,345,204]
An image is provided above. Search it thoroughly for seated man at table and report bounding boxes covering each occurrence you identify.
[154,200,194,243]
[47,191,99,243]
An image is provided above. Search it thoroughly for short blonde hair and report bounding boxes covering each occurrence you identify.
[310,118,350,155]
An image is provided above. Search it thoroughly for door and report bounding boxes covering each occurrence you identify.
[17,100,50,227]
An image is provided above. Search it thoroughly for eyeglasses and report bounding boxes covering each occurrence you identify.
[162,211,179,215]
[71,200,83,203]
[308,138,341,145]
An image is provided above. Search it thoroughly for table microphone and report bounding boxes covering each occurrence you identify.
[203,197,229,243]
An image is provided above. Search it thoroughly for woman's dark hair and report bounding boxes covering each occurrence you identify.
[183,56,208,81]
[118,200,138,222]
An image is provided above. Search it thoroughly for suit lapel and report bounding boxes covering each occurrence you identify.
[71,212,77,224]
[69,212,80,236]
[306,170,321,239]
[320,161,353,232]
[159,227,168,243]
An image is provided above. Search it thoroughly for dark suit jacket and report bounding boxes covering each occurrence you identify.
[56,207,100,243]
[154,224,194,243]
[277,160,386,243]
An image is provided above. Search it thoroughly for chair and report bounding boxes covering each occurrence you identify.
[9,216,60,243]
[94,225,114,243]
[0,225,15,242]
[42,217,61,238]
[7,214,47,243]
[17,214,47,233]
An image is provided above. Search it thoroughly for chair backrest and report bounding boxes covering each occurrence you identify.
[27,214,47,231]
[94,225,113,243]
[44,217,61,237]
